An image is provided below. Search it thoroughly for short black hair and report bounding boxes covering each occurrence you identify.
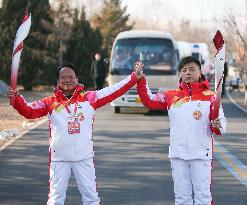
[57,62,78,79]
[178,56,201,72]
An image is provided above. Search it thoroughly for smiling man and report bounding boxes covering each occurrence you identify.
[135,56,227,205]
[8,62,141,205]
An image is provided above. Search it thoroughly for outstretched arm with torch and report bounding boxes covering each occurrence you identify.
[9,12,31,105]
[210,31,227,135]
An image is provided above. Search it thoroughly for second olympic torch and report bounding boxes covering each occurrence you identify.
[210,30,225,133]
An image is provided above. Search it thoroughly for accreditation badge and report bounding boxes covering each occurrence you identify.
[193,110,202,120]
[68,116,80,134]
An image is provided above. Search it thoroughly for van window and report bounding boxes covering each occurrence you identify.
[111,38,177,75]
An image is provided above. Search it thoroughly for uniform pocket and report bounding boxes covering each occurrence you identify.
[170,127,185,147]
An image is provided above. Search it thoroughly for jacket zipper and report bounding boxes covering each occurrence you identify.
[186,84,192,159]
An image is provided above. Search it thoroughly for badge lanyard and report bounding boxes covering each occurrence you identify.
[66,101,81,134]
[64,101,78,117]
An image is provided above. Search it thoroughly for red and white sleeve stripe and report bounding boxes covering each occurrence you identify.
[137,76,167,110]
[13,95,48,119]
[88,72,138,109]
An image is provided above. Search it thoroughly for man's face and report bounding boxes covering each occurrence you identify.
[58,67,78,92]
[179,62,202,83]
[95,53,101,61]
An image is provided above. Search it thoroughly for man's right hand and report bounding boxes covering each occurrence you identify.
[8,87,19,99]
[134,60,144,80]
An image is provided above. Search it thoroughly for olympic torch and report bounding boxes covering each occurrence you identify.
[10,12,31,105]
[211,31,225,126]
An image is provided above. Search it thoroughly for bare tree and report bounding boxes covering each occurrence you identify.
[83,0,104,19]
[131,17,150,30]
[222,11,247,102]
[223,13,247,51]
[141,0,169,30]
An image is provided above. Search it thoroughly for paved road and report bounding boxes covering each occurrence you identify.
[0,96,246,205]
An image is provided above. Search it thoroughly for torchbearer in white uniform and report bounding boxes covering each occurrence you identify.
[134,31,227,205]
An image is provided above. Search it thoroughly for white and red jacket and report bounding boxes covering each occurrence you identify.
[12,73,138,161]
[137,76,227,160]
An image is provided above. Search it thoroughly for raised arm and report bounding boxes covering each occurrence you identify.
[134,61,167,110]
[9,88,48,119]
[87,72,139,110]
[137,76,167,110]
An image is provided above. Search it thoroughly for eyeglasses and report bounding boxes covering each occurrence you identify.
[59,76,77,82]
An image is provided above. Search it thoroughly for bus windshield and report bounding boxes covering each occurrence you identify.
[111,38,178,75]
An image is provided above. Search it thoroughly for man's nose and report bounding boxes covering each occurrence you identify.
[185,70,191,75]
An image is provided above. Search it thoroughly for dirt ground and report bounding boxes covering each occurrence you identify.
[0,89,52,147]
[0,89,52,132]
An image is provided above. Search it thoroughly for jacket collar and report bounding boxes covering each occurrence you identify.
[55,84,84,101]
[179,77,210,95]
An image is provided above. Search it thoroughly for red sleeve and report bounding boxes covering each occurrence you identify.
[12,95,49,119]
[210,103,227,136]
[87,72,138,109]
[137,76,167,110]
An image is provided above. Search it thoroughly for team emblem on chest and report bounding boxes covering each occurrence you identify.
[193,110,202,120]
[77,112,85,121]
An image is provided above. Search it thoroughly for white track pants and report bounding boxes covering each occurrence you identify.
[47,158,100,205]
[170,158,213,205]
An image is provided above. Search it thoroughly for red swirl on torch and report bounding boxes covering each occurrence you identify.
[10,12,31,105]
[210,30,225,134]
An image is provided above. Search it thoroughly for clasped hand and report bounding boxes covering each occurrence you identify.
[134,60,144,80]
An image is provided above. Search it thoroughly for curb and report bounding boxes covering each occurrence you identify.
[0,118,47,152]
[226,89,247,115]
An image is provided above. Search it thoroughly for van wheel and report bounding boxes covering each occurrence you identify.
[113,106,120,113]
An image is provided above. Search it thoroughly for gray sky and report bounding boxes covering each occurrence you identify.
[121,0,246,25]
[1,0,244,23]
[67,0,246,29]
[1,0,245,28]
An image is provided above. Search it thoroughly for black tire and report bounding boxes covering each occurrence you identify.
[113,106,120,113]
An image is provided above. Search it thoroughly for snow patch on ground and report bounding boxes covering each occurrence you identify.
[0,121,35,147]
[0,128,19,140]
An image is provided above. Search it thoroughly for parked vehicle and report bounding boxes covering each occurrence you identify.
[107,30,179,113]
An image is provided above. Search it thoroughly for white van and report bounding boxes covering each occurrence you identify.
[107,30,179,113]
